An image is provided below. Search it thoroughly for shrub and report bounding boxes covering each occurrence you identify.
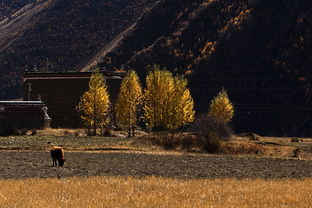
[178,134,195,151]
[161,134,176,150]
[293,148,301,158]
[221,141,264,155]
[13,128,28,136]
[188,114,233,153]
[101,128,113,137]
[190,114,233,140]
[0,127,28,136]
[63,129,71,136]
[136,131,223,153]
[291,138,301,143]
[138,133,193,150]
[237,132,261,141]
[74,130,81,137]
[192,131,222,153]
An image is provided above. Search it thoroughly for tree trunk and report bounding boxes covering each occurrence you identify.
[93,120,96,136]
[128,128,131,137]
[132,125,135,137]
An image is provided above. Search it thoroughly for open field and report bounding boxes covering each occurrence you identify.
[0,131,312,207]
[0,132,312,179]
[1,151,312,179]
[1,176,312,208]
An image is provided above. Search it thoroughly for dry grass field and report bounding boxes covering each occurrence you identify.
[0,129,312,207]
[0,176,312,208]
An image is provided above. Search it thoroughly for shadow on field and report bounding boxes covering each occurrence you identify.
[0,151,312,179]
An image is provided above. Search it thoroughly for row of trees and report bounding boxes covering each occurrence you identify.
[77,65,234,136]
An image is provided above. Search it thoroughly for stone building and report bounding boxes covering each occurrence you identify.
[0,101,49,135]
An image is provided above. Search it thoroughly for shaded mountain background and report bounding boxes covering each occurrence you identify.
[96,0,312,136]
[1,0,312,136]
[0,0,36,20]
[0,0,156,98]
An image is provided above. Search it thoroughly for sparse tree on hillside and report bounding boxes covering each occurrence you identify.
[115,70,143,137]
[77,69,110,135]
[208,88,234,123]
[144,65,195,130]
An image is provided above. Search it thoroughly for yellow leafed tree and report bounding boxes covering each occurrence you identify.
[115,70,143,137]
[168,75,195,129]
[144,66,174,130]
[77,69,110,135]
[208,88,234,123]
[144,65,195,130]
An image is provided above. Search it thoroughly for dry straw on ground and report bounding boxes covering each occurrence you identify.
[0,176,312,208]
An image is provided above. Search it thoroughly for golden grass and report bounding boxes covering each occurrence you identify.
[0,176,312,208]
[36,128,87,137]
[222,139,293,157]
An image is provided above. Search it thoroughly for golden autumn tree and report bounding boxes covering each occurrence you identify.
[144,66,174,130]
[77,69,110,135]
[168,75,195,129]
[144,65,195,130]
[208,88,234,123]
[115,70,143,137]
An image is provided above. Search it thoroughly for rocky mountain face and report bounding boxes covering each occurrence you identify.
[0,0,156,98]
[1,0,312,136]
[96,0,312,136]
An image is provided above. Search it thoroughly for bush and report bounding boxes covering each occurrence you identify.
[63,129,71,136]
[221,141,264,155]
[189,115,233,140]
[291,138,301,143]
[101,128,113,137]
[203,131,222,153]
[237,132,261,141]
[178,134,195,151]
[13,128,28,136]
[142,123,228,153]
[138,133,194,151]
[293,148,301,158]
[188,115,233,153]
[0,126,28,136]
[142,132,221,153]
[191,132,221,153]
[161,134,176,150]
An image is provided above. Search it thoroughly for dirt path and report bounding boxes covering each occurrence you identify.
[79,22,136,72]
[0,0,51,54]
[0,151,311,179]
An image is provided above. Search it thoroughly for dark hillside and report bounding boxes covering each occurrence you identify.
[0,0,157,99]
[97,0,312,136]
[0,0,35,20]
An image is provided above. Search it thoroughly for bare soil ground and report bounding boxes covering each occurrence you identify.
[0,150,312,180]
[0,132,312,180]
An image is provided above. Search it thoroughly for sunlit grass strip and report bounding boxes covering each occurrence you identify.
[0,176,311,208]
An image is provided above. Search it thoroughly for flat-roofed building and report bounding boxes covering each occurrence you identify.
[0,101,50,135]
[23,71,124,128]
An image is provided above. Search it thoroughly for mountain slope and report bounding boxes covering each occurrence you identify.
[0,0,53,54]
[95,0,312,136]
[0,0,36,21]
[0,0,157,99]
